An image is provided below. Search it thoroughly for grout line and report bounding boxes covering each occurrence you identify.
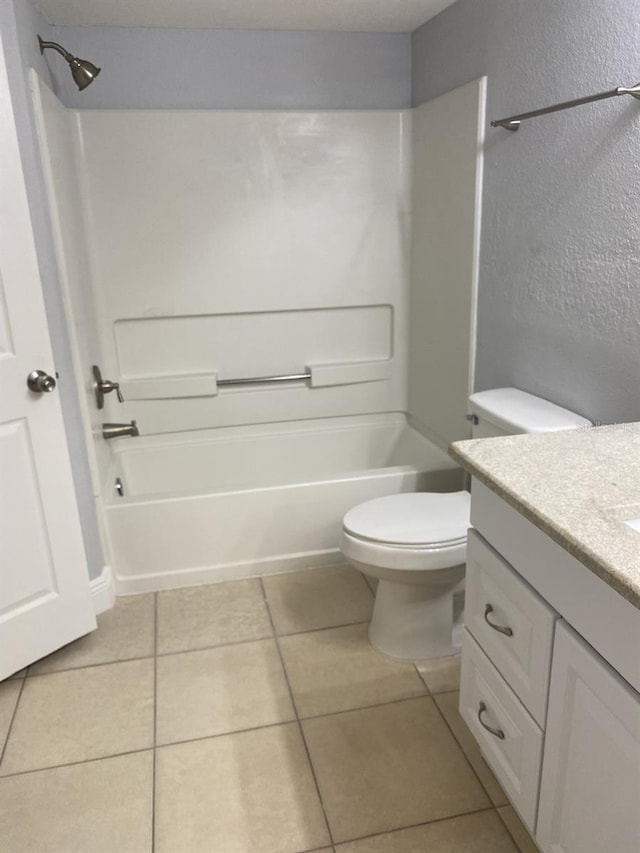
[260,577,336,850]
[298,693,430,723]
[412,662,433,696]
[273,619,372,640]
[0,676,27,769]
[22,618,376,681]
[151,592,158,853]
[3,668,27,682]
[154,694,429,751]
[155,719,296,751]
[0,745,154,780]
[24,653,157,679]
[329,805,496,848]
[430,690,503,808]
[0,695,436,781]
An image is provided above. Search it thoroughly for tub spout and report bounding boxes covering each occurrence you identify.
[102,420,139,439]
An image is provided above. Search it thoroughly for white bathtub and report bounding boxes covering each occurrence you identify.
[104,414,462,594]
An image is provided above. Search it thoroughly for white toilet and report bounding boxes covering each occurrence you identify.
[340,388,590,660]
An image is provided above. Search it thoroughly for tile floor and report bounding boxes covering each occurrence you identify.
[0,564,540,853]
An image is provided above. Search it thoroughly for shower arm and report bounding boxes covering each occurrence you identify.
[38,37,74,62]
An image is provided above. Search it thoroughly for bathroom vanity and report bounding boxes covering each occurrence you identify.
[450,423,640,853]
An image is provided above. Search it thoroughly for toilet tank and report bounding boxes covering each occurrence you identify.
[468,388,591,438]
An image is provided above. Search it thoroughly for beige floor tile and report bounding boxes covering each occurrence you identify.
[156,639,295,744]
[302,697,490,842]
[416,654,461,694]
[0,681,21,753]
[157,578,272,654]
[29,593,155,675]
[498,805,541,853]
[155,724,330,853]
[1,659,154,775]
[280,623,426,717]
[263,565,373,635]
[336,809,519,852]
[0,751,153,853]
[435,691,508,806]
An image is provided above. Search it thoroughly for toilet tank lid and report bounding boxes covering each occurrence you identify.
[469,387,592,434]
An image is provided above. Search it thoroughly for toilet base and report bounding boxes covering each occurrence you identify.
[368,576,462,661]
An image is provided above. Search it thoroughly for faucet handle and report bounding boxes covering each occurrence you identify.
[93,365,124,408]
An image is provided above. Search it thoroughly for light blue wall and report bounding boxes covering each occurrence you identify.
[413,0,640,425]
[1,0,105,580]
[50,26,412,109]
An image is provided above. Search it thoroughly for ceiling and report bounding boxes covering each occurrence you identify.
[35,0,457,33]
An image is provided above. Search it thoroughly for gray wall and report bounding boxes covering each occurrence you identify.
[1,0,105,579]
[414,0,640,425]
[50,25,411,109]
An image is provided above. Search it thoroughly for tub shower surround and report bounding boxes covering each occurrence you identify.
[32,73,484,591]
[106,415,461,592]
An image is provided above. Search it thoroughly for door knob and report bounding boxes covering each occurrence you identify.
[27,370,57,393]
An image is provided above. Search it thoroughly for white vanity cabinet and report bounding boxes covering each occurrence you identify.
[460,480,640,853]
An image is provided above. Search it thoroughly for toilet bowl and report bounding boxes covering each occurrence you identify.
[340,491,470,660]
[341,389,590,661]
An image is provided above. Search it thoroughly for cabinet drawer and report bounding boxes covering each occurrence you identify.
[465,529,558,726]
[460,629,544,832]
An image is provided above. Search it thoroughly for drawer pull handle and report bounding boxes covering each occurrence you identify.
[478,701,505,740]
[484,604,513,637]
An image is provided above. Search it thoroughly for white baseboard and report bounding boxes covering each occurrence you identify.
[90,565,116,614]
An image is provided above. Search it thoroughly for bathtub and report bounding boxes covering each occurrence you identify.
[104,413,462,594]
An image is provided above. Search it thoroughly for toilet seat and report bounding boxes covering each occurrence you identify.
[341,491,470,573]
[343,491,470,548]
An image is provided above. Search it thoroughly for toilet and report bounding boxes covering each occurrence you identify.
[340,388,591,660]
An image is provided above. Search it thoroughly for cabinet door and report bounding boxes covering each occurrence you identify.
[537,622,640,853]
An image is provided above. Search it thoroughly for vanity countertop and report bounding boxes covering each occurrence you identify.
[450,422,640,609]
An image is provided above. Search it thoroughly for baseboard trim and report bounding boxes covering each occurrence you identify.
[90,565,116,614]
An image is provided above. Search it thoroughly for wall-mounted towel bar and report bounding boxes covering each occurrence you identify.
[491,81,640,131]
[119,360,393,400]
[217,371,311,387]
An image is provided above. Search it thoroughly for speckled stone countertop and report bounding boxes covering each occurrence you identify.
[450,422,640,609]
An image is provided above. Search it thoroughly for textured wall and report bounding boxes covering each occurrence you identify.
[1,0,105,579]
[413,0,640,424]
[48,26,411,110]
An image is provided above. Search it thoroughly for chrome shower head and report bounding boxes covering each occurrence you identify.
[38,36,101,91]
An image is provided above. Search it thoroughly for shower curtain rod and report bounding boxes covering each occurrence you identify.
[491,81,640,131]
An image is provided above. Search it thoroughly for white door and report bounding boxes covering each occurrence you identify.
[0,32,96,679]
[536,622,640,853]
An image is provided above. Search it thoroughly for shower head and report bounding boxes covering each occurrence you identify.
[38,36,101,91]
